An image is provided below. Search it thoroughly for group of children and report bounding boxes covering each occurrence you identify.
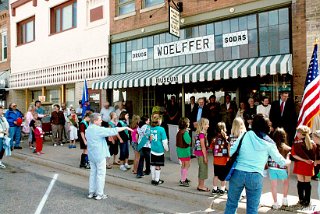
[175,115,320,209]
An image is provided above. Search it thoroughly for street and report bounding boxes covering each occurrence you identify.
[0,157,217,214]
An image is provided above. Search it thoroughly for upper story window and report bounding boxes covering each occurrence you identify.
[17,16,35,46]
[118,0,135,16]
[51,0,77,34]
[1,31,7,61]
[144,0,164,8]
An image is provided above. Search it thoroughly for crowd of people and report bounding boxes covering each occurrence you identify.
[0,92,320,212]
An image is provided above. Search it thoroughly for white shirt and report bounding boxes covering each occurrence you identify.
[100,106,115,122]
[0,116,9,138]
[256,104,271,118]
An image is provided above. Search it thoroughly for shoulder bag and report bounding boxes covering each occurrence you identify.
[218,132,246,181]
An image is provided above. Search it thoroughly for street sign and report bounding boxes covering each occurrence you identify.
[169,6,180,38]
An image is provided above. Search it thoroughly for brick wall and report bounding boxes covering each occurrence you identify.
[306,0,320,61]
[110,0,257,35]
[291,0,307,97]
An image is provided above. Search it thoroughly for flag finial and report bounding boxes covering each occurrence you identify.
[315,37,319,45]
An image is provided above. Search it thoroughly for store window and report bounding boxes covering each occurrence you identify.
[1,31,7,61]
[17,16,35,45]
[66,88,75,108]
[118,0,135,16]
[49,90,60,104]
[144,0,164,8]
[111,7,290,74]
[51,0,77,34]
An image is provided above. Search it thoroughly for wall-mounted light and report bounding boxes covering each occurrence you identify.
[229,8,235,13]
[141,28,145,33]
[180,18,185,24]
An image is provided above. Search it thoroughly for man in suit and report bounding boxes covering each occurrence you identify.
[190,98,209,129]
[185,96,198,118]
[220,94,237,134]
[269,91,297,145]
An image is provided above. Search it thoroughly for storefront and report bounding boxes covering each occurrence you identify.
[93,7,293,116]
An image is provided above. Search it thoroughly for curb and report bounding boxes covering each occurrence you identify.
[11,152,217,210]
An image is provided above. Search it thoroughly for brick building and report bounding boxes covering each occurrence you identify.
[92,0,317,117]
[8,0,109,113]
[0,0,10,107]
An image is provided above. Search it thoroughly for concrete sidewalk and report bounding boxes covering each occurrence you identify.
[8,139,320,213]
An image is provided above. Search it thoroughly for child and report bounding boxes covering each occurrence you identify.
[176,117,192,187]
[79,112,91,169]
[136,116,151,178]
[68,108,78,149]
[268,128,291,209]
[118,111,131,171]
[150,114,168,185]
[34,120,44,155]
[194,118,210,192]
[291,125,317,207]
[211,122,229,195]
[130,115,140,174]
[29,112,40,153]
[312,130,320,200]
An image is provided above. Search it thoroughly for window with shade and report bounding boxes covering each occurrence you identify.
[144,0,164,8]
[1,31,7,61]
[17,16,35,45]
[118,0,135,16]
[51,0,77,34]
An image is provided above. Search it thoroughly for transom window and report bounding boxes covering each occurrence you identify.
[51,0,77,34]
[118,0,135,16]
[144,0,164,8]
[17,16,35,46]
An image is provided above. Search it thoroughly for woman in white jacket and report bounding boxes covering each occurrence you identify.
[0,105,9,168]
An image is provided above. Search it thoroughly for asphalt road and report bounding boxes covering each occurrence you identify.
[0,166,159,214]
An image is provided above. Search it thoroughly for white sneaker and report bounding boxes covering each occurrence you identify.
[0,162,6,169]
[282,197,288,206]
[87,193,96,199]
[53,143,57,147]
[272,202,280,209]
[95,194,108,200]
[120,165,127,171]
[124,164,131,169]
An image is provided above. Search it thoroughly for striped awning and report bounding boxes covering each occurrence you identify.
[92,54,292,89]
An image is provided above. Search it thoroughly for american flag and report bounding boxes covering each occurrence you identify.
[297,44,320,127]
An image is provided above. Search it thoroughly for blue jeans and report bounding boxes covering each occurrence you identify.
[224,170,263,214]
[9,126,21,148]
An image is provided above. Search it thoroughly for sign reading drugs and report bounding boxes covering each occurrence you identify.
[132,49,148,61]
[223,30,248,47]
[154,35,215,59]
[169,6,180,38]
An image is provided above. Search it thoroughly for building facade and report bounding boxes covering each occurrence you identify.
[9,0,109,112]
[93,0,315,117]
[0,0,10,107]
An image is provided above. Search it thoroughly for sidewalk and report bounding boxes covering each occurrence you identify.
[8,139,320,213]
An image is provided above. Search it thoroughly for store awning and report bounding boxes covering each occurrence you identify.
[92,54,292,89]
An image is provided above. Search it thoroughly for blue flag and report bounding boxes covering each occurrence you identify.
[81,80,90,117]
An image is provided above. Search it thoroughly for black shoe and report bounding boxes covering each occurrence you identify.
[179,180,190,187]
[136,175,143,178]
[185,178,191,183]
[14,146,22,149]
[158,179,164,184]
[151,180,157,185]
[211,188,220,195]
[219,189,228,194]
[191,155,196,159]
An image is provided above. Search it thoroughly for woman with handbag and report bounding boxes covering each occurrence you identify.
[0,105,9,168]
[224,114,290,214]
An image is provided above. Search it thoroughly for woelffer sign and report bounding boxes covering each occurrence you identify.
[154,35,215,59]
[223,30,248,48]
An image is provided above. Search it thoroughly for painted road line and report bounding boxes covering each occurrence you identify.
[34,174,59,214]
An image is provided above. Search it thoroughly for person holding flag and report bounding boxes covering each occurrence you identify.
[82,80,91,117]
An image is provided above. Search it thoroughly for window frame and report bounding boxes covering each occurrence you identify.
[118,0,135,16]
[1,31,7,61]
[50,0,77,35]
[17,16,35,46]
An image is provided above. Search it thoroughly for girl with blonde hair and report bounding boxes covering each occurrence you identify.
[230,117,246,145]
[291,125,317,207]
[194,118,210,192]
[130,115,140,174]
